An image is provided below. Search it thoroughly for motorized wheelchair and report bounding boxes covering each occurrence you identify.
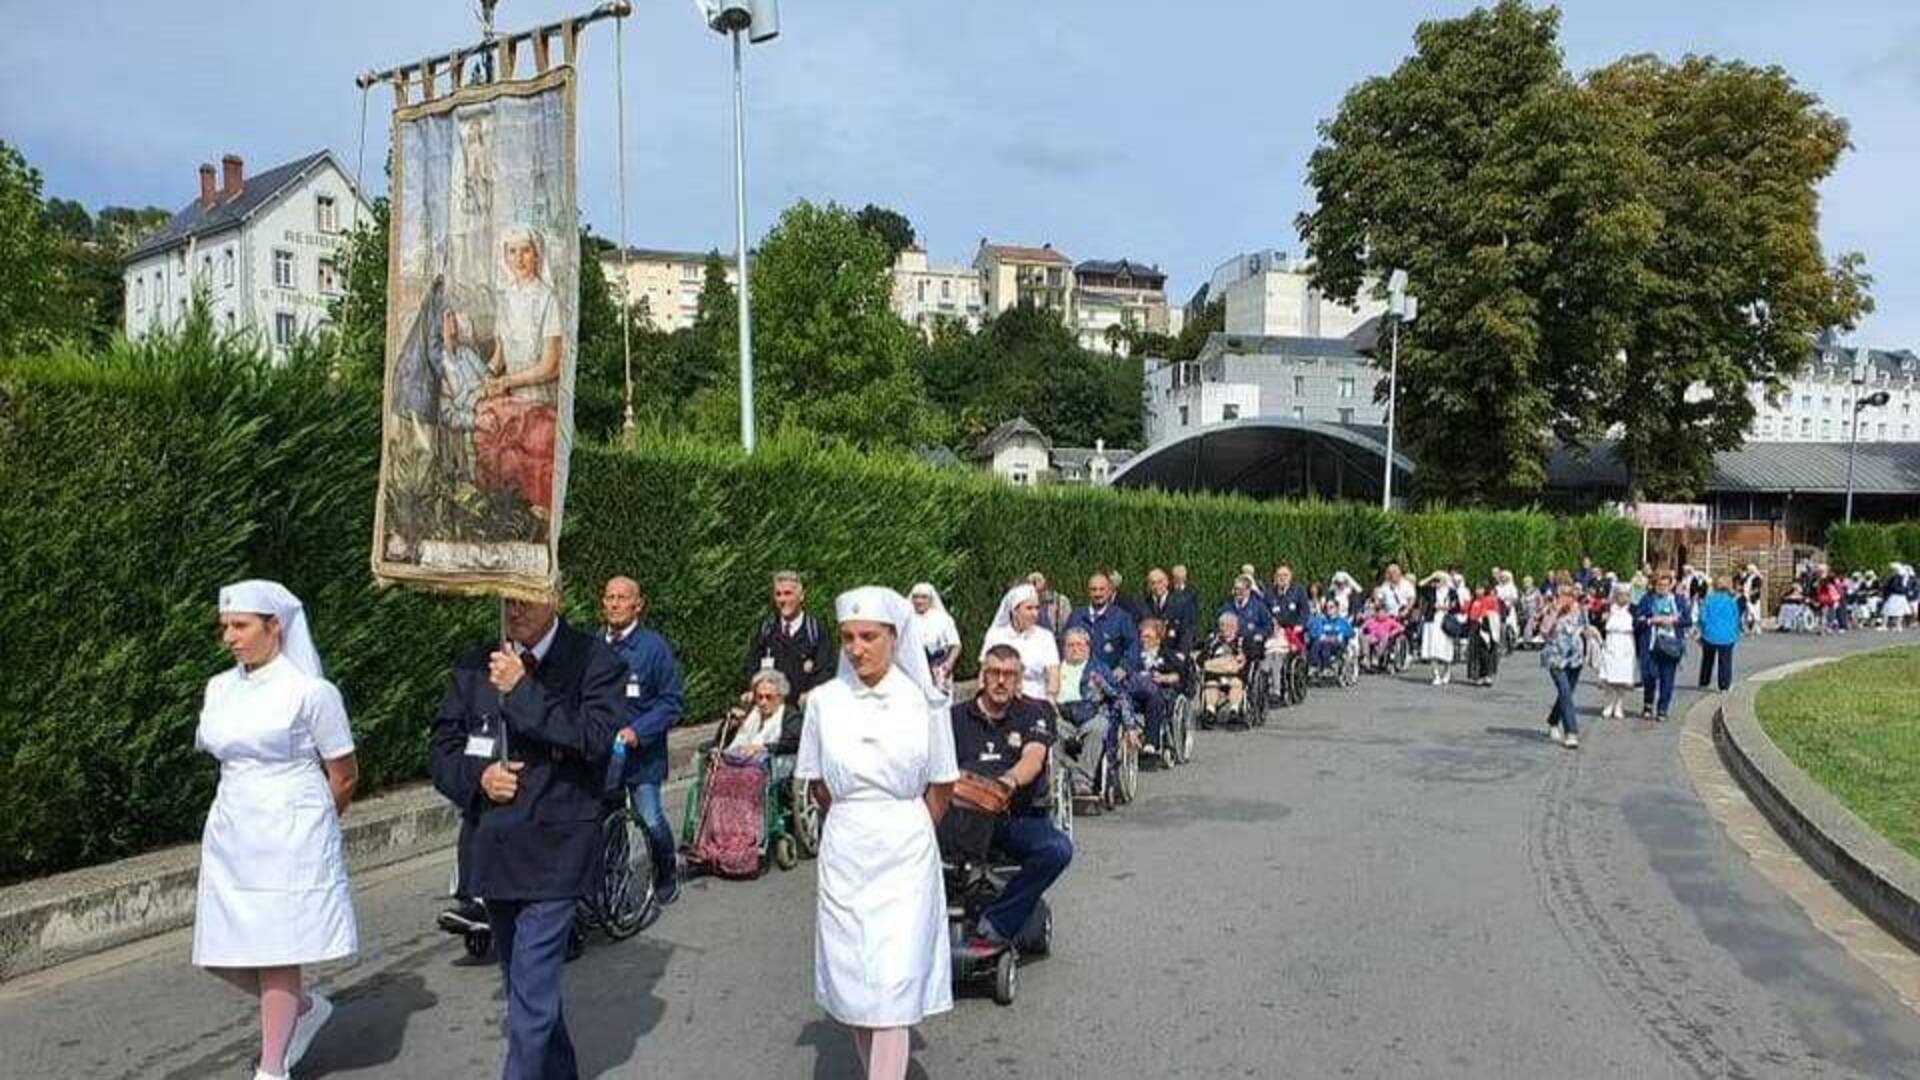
[938,803,1054,1006]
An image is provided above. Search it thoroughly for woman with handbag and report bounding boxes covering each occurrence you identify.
[1637,571,1690,722]
[1420,571,1460,686]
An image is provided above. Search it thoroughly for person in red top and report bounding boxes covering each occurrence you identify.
[1814,567,1844,635]
[1465,583,1505,687]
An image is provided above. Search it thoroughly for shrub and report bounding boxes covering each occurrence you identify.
[0,332,1639,880]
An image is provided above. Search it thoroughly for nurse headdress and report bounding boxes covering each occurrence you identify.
[834,586,938,705]
[218,579,324,678]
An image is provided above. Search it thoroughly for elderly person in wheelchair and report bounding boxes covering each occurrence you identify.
[1053,627,1131,797]
[1126,617,1190,756]
[1199,611,1250,718]
[724,670,795,776]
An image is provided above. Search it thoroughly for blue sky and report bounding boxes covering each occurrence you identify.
[5,0,1915,345]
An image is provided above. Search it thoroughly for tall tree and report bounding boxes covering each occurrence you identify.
[854,203,916,260]
[1299,0,1870,504]
[693,201,946,448]
[1586,55,1871,498]
[919,304,1143,448]
[0,140,81,357]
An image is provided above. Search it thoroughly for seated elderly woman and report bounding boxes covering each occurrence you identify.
[1054,627,1122,795]
[725,670,795,781]
[1199,611,1249,713]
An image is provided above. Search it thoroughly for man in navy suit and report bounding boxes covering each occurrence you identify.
[430,588,626,1080]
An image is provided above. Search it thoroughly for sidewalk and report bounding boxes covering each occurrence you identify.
[0,719,720,983]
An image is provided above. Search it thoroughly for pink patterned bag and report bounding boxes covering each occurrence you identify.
[689,753,768,878]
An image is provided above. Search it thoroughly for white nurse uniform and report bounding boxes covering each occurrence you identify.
[192,656,358,968]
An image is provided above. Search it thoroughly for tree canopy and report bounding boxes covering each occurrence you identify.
[919,304,1144,449]
[1297,0,1870,503]
[854,203,916,260]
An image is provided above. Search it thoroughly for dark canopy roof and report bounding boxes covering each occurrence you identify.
[1110,419,1413,502]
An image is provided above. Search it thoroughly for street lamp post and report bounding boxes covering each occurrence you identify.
[1381,270,1417,511]
[697,1,779,452]
[1845,356,1891,524]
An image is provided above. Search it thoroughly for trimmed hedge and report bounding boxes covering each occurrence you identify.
[1826,522,1920,573]
[0,335,1638,880]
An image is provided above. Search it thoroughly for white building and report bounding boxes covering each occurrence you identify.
[1748,343,1920,444]
[600,247,738,333]
[891,247,984,334]
[970,416,1133,486]
[1073,259,1171,355]
[123,151,369,350]
[1143,330,1386,446]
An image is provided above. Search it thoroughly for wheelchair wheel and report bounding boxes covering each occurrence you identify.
[1245,665,1270,726]
[597,808,654,941]
[1285,654,1309,707]
[1168,696,1192,765]
[1389,635,1410,674]
[1048,755,1075,841]
[791,780,822,859]
[772,834,798,871]
[993,949,1018,1005]
[1117,732,1140,804]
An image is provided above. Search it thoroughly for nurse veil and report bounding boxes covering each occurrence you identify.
[196,580,359,1080]
[797,586,959,1080]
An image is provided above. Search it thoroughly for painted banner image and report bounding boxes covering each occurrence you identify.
[372,67,578,599]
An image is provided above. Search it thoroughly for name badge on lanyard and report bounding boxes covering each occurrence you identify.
[626,674,641,698]
[464,735,497,758]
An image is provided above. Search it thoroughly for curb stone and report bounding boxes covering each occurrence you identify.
[0,719,721,983]
[1713,649,1920,954]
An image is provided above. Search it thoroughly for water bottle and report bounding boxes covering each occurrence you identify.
[606,737,628,796]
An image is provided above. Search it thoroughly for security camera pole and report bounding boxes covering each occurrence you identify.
[696,0,780,452]
[1381,270,1416,511]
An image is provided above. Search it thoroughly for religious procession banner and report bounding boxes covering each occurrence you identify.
[372,66,578,600]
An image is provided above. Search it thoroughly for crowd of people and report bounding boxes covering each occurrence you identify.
[186,551,1920,1079]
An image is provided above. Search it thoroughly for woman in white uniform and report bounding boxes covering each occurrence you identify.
[979,583,1061,701]
[907,582,963,704]
[1596,583,1639,718]
[195,580,360,1080]
[1420,571,1459,685]
[796,586,959,1080]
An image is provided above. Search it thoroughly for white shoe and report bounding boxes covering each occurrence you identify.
[1564,733,1580,749]
[1548,724,1565,745]
[1442,670,1452,685]
[255,1071,287,1080]
[283,991,333,1073]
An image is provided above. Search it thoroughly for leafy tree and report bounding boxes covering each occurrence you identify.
[42,197,92,241]
[1132,297,1223,362]
[693,200,946,448]
[94,206,171,250]
[920,304,1143,448]
[328,198,390,393]
[1585,55,1872,498]
[1298,0,1870,505]
[0,140,81,356]
[854,203,916,260]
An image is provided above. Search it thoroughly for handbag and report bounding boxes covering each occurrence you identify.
[1442,613,1467,639]
[1652,632,1684,662]
[953,770,1013,816]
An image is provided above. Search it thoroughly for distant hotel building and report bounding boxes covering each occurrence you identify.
[1074,258,1170,354]
[1749,341,1919,444]
[1143,329,1385,446]
[122,151,370,351]
[891,246,985,334]
[600,248,738,333]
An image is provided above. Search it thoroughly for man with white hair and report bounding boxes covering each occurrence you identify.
[741,571,834,748]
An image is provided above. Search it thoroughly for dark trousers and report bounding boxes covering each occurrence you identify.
[1467,633,1500,682]
[1643,650,1680,716]
[1126,677,1175,747]
[487,897,580,1080]
[1697,642,1734,691]
[981,814,1073,941]
[1547,664,1581,735]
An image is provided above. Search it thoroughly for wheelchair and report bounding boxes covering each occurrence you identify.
[1306,635,1362,689]
[445,754,655,961]
[938,806,1054,1006]
[1134,664,1197,769]
[1259,630,1310,713]
[680,745,816,879]
[1062,685,1139,814]
[1360,624,1411,674]
[1197,655,1252,729]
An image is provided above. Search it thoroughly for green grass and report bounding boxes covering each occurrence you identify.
[1757,646,1920,861]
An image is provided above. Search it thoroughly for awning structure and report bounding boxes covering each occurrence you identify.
[1108,419,1414,502]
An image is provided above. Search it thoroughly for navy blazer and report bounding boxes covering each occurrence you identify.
[1143,590,1199,654]
[429,618,627,901]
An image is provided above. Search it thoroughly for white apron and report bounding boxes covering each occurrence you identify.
[1598,606,1639,687]
[1421,591,1456,662]
[796,669,958,1027]
[193,657,358,968]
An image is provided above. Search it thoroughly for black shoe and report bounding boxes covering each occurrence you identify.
[437,897,488,934]
[655,875,680,906]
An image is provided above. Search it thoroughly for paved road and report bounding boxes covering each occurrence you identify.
[7,631,1920,1079]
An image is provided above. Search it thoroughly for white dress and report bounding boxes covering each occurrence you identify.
[1598,605,1638,687]
[1420,590,1456,662]
[980,624,1059,701]
[796,668,959,1026]
[193,657,358,967]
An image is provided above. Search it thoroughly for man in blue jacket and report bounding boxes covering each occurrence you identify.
[1066,570,1140,677]
[601,575,686,904]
